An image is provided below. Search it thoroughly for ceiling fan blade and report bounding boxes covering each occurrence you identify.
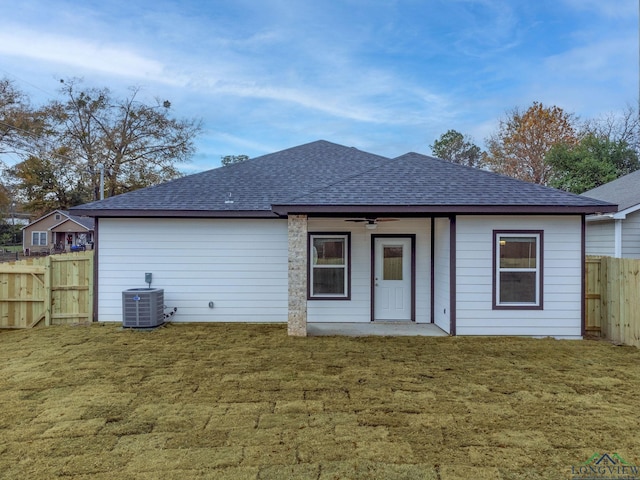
[345,217,398,223]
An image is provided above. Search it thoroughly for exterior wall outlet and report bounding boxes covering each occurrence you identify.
[209,301,215,308]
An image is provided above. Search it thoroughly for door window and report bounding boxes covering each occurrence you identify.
[383,246,403,280]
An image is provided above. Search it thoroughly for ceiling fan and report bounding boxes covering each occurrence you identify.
[345,217,398,225]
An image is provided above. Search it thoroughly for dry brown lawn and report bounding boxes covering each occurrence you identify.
[0,323,639,479]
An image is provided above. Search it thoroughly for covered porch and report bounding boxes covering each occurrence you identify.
[286,214,454,337]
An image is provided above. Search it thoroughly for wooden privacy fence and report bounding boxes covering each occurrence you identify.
[585,256,640,348]
[0,251,94,329]
[1,251,636,342]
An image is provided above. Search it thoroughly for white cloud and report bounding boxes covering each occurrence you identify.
[0,23,450,129]
[207,131,279,157]
[446,0,522,57]
[212,81,383,123]
[3,0,636,172]
[0,26,182,85]
[539,32,637,116]
[544,36,635,77]
[1,1,454,130]
[189,68,451,127]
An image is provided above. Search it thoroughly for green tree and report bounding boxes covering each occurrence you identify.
[430,129,484,168]
[485,102,578,184]
[546,134,639,193]
[221,154,249,167]
[0,78,39,214]
[7,150,89,215]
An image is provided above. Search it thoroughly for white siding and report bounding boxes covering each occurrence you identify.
[622,211,640,258]
[585,220,615,257]
[455,215,583,338]
[97,218,288,323]
[433,218,451,333]
[307,218,431,323]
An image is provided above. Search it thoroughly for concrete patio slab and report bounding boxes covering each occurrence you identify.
[307,323,448,337]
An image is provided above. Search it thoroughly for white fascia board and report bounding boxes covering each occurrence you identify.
[586,203,640,222]
[21,209,68,231]
[585,213,615,222]
[612,202,640,220]
[47,218,91,231]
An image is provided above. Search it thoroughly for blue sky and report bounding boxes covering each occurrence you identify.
[0,0,638,172]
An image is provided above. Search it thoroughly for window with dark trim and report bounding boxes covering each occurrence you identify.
[32,231,47,246]
[309,233,350,299]
[493,230,543,310]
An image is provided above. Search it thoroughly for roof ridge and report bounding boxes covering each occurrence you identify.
[279,155,391,204]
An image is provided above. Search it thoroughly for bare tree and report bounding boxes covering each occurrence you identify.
[581,104,639,152]
[48,79,203,200]
[0,78,45,158]
[5,79,202,214]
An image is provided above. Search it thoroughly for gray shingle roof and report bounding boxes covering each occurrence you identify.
[72,140,616,217]
[60,211,95,230]
[72,140,388,217]
[23,209,94,231]
[581,169,640,212]
[277,152,610,209]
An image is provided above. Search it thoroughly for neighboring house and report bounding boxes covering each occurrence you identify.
[582,169,640,258]
[22,210,95,255]
[71,140,615,337]
[1,214,31,227]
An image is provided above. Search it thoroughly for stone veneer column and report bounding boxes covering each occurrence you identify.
[288,214,308,336]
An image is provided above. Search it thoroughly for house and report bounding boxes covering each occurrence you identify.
[582,169,640,258]
[1,213,30,227]
[22,210,95,255]
[71,140,616,337]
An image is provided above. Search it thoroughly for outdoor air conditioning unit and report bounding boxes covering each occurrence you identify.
[122,288,165,328]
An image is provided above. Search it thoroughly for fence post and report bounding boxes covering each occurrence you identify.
[585,257,603,336]
[87,252,94,323]
[44,255,52,326]
[610,257,621,343]
[600,257,607,339]
[629,259,640,348]
[621,259,630,345]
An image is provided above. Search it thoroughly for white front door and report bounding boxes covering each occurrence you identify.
[373,237,413,321]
